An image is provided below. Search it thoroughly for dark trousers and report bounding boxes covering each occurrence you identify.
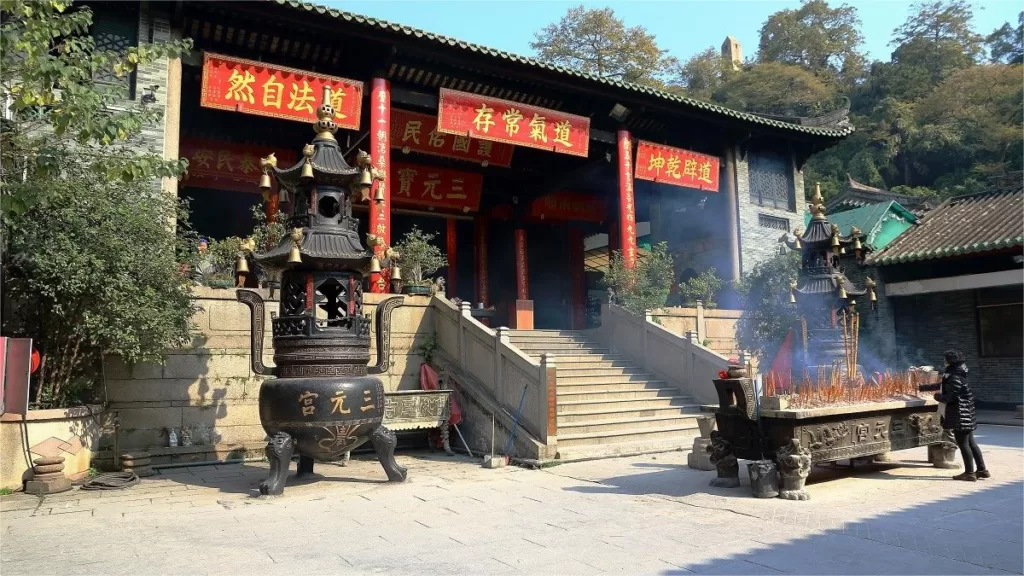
[953,430,986,473]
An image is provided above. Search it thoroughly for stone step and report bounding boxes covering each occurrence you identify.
[555,422,701,449]
[557,404,701,424]
[538,355,628,365]
[558,414,702,436]
[556,368,655,380]
[557,378,671,391]
[510,339,604,348]
[554,435,699,461]
[556,386,678,401]
[557,395,697,414]
[508,329,597,339]
[513,344,611,353]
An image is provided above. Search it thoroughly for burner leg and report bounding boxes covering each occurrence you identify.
[296,454,315,478]
[371,425,407,482]
[261,432,294,496]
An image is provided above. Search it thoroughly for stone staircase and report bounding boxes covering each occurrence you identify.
[508,329,702,461]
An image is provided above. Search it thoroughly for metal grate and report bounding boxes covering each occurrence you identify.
[748,150,795,211]
[91,7,139,99]
[758,214,790,231]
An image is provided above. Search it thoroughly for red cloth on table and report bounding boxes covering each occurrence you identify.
[419,363,462,425]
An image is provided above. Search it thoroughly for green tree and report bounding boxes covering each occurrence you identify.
[674,46,733,101]
[735,252,801,363]
[603,242,674,316]
[713,61,837,117]
[678,268,725,308]
[890,0,984,85]
[757,0,866,86]
[393,226,448,286]
[530,5,679,88]
[987,12,1024,64]
[0,1,192,218]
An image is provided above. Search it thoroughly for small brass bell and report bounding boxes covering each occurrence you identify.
[360,168,374,189]
[259,171,272,190]
[235,254,249,274]
[288,244,302,264]
[301,160,314,180]
[837,281,848,300]
[789,280,797,304]
[278,188,290,203]
[831,234,840,256]
[369,255,382,273]
[794,237,802,249]
[840,246,846,255]
[373,183,385,203]
[390,265,402,281]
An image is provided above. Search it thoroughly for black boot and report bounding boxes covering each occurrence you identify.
[952,472,977,481]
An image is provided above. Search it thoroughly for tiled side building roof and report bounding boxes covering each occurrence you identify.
[272,0,854,140]
[868,189,1024,266]
[825,175,936,217]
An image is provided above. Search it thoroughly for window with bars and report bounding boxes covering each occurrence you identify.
[748,149,795,211]
[90,6,139,99]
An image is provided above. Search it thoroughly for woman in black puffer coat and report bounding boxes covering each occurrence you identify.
[934,349,989,481]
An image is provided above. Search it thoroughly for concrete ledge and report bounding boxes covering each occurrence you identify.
[977,410,1023,427]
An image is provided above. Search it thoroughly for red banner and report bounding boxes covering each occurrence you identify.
[476,218,489,307]
[618,130,638,269]
[446,218,458,298]
[530,191,606,223]
[391,162,483,212]
[392,108,514,168]
[180,138,296,194]
[201,52,363,130]
[514,229,529,300]
[370,78,391,293]
[438,88,590,158]
[634,141,720,192]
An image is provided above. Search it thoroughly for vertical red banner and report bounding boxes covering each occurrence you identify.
[370,78,392,293]
[617,130,637,269]
[514,229,529,300]
[446,218,458,298]
[475,218,489,307]
[569,228,586,330]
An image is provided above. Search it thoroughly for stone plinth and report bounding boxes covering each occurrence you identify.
[24,457,72,495]
[688,437,715,470]
[121,452,155,477]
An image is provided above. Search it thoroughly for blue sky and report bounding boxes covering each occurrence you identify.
[325,0,1019,65]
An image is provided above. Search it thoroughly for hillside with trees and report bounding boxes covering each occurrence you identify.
[532,0,1023,202]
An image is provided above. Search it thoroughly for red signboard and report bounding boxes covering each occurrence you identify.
[618,130,638,269]
[180,138,296,194]
[391,161,483,212]
[392,108,514,168]
[634,141,720,192]
[530,191,606,223]
[437,88,590,158]
[201,52,363,130]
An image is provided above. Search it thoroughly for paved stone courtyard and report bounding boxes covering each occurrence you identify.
[2,425,1021,575]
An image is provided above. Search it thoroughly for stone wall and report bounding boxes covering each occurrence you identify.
[650,305,741,358]
[98,288,433,466]
[890,290,1023,408]
[735,148,807,274]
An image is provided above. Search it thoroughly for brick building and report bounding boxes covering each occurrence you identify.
[867,189,1024,408]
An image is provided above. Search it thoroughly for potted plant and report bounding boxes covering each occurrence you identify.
[392,226,447,296]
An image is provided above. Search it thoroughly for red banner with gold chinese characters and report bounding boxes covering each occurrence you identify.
[392,108,514,168]
[437,88,589,158]
[391,161,483,212]
[200,52,363,130]
[529,191,607,223]
[634,141,720,192]
[180,138,296,194]
[618,130,638,269]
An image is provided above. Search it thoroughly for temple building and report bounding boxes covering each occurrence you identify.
[90,0,851,331]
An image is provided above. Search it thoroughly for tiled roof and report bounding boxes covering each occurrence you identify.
[272,0,854,139]
[806,201,918,251]
[825,176,935,216]
[869,189,1024,266]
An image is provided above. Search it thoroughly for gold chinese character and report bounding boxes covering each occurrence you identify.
[502,108,524,136]
[449,178,467,200]
[683,158,698,179]
[697,160,713,184]
[528,113,547,142]
[287,80,315,114]
[452,136,471,153]
[472,104,496,133]
[397,167,417,197]
[647,152,665,174]
[477,140,493,157]
[238,153,257,174]
[375,223,386,235]
[552,120,572,147]
[261,74,284,109]
[216,150,234,172]
[330,85,347,119]
[402,121,423,145]
[360,390,375,413]
[376,129,387,144]
[298,391,319,417]
[330,391,350,415]
[423,173,442,199]
[427,130,445,148]
[665,156,681,179]
[224,69,255,104]
[192,149,214,169]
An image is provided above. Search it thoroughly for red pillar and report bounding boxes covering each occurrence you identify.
[569,228,586,330]
[617,129,637,269]
[474,217,489,308]
[513,228,533,330]
[446,218,457,298]
[370,78,391,293]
